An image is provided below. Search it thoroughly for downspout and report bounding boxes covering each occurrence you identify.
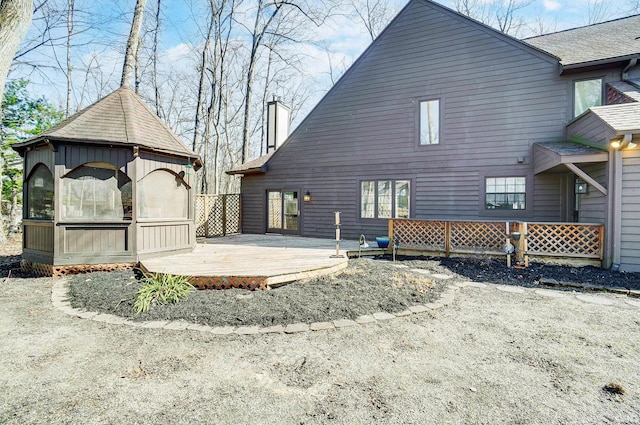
[622,55,638,81]
[606,147,623,270]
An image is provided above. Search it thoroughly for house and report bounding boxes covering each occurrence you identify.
[228,0,640,271]
[13,87,201,275]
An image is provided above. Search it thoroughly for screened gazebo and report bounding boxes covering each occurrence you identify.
[13,87,201,275]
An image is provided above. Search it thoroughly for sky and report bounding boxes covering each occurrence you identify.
[10,0,638,124]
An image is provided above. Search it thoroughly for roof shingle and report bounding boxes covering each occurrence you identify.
[524,15,640,66]
[15,87,197,158]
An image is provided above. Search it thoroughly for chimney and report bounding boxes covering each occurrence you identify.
[266,95,291,154]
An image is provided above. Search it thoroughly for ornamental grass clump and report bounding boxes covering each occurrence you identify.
[134,273,194,314]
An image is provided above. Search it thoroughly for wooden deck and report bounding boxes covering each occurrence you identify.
[139,234,372,289]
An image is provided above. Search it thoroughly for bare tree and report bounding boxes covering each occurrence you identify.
[65,0,74,116]
[586,0,613,24]
[239,0,332,164]
[121,0,148,89]
[628,0,640,13]
[454,0,533,37]
[349,0,398,41]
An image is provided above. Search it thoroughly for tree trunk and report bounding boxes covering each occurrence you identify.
[0,0,34,244]
[65,0,74,116]
[120,0,147,89]
[0,0,33,110]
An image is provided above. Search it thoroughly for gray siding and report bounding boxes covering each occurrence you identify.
[240,0,570,240]
[621,152,640,271]
[579,163,608,224]
[567,113,616,148]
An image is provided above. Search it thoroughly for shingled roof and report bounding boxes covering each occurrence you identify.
[524,14,640,68]
[589,102,640,134]
[14,87,198,159]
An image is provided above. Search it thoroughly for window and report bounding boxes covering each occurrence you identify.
[26,164,54,219]
[485,177,526,210]
[574,78,602,117]
[361,180,410,219]
[420,99,440,145]
[138,170,189,219]
[61,162,132,220]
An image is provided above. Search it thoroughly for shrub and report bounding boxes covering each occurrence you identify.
[134,272,194,314]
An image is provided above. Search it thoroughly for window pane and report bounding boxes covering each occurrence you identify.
[283,191,298,230]
[485,176,526,210]
[420,99,439,145]
[395,180,410,218]
[361,181,375,218]
[377,180,392,218]
[574,79,602,117]
[62,164,132,220]
[27,164,54,219]
[138,170,188,219]
[268,191,282,228]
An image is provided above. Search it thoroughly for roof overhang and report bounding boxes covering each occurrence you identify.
[13,137,202,169]
[533,142,608,175]
[226,152,273,176]
[559,54,640,75]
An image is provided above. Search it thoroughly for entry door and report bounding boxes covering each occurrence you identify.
[267,190,299,234]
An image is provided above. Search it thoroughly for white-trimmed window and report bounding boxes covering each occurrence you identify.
[574,78,602,117]
[361,180,410,218]
[419,99,440,145]
[485,177,526,210]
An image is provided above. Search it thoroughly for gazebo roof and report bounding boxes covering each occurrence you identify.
[14,87,198,160]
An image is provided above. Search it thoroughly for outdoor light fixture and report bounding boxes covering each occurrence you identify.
[303,191,311,202]
[610,133,637,150]
[575,179,588,194]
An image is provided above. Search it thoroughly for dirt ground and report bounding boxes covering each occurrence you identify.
[1,236,640,424]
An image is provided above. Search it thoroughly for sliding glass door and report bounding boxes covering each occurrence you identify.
[267,190,299,234]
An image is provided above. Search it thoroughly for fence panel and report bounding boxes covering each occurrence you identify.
[390,219,447,251]
[389,219,604,265]
[526,222,604,259]
[195,194,241,238]
[450,221,505,255]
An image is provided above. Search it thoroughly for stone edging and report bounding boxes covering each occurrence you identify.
[51,279,459,336]
[51,277,640,336]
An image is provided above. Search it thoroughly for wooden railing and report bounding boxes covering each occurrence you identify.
[388,219,604,266]
[195,194,241,238]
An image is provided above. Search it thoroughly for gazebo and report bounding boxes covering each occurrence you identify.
[13,87,201,276]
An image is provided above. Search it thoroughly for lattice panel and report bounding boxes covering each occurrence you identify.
[191,275,267,291]
[392,219,446,249]
[22,261,136,277]
[450,221,505,253]
[195,194,241,238]
[527,223,603,258]
[224,194,241,235]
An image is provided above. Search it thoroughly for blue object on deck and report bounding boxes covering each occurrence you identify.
[376,237,390,248]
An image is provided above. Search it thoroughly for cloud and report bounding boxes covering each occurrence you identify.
[543,0,562,11]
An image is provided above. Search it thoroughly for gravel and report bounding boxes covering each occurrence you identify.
[1,240,640,424]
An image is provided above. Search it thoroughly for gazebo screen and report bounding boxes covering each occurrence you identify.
[26,164,54,219]
[61,162,132,220]
[138,169,188,219]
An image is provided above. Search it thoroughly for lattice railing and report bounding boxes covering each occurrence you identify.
[450,221,505,254]
[195,194,241,238]
[526,222,603,259]
[390,219,446,250]
[389,219,604,264]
